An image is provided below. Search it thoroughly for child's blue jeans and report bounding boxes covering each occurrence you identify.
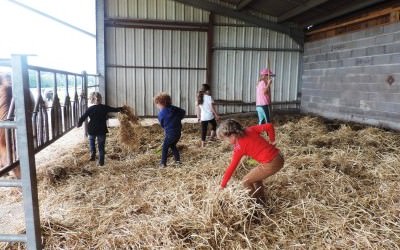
[89,134,106,161]
[161,134,181,165]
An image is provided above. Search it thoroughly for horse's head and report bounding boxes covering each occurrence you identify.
[0,73,12,86]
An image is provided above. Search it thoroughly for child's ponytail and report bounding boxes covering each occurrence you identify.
[197,90,205,105]
[197,83,211,105]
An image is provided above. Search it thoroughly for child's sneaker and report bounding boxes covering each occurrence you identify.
[160,164,167,168]
[89,154,96,161]
[99,157,105,166]
[175,161,182,166]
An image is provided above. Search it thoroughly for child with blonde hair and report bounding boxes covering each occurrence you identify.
[217,119,284,203]
[78,92,126,166]
[256,68,275,124]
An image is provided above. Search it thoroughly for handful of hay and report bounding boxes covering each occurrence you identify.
[117,105,142,150]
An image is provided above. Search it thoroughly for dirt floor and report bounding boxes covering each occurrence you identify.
[0,127,86,235]
[1,114,399,249]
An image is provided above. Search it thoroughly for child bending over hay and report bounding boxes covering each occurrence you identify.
[217,119,284,204]
[196,83,220,147]
[78,92,127,166]
[154,92,185,168]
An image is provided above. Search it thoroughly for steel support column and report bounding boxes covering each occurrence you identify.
[96,0,106,104]
[206,13,214,85]
[12,55,42,250]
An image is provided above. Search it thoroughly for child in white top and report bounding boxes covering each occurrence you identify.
[196,84,219,147]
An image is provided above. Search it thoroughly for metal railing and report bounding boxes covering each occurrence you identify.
[0,65,99,176]
[0,55,99,249]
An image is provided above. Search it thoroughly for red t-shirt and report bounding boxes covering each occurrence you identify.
[220,123,280,188]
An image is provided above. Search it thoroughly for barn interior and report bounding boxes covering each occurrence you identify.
[0,0,399,249]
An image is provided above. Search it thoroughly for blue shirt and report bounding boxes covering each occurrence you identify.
[158,105,186,137]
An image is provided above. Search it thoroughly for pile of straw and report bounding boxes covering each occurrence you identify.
[117,105,142,150]
[2,115,400,249]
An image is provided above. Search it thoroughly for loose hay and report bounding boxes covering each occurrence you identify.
[2,115,400,249]
[117,105,143,150]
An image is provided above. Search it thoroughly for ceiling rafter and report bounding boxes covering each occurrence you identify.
[278,0,329,22]
[236,0,255,10]
[304,0,387,26]
[173,0,304,45]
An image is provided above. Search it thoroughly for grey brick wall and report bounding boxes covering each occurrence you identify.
[301,22,400,130]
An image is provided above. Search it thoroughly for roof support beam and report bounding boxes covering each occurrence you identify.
[278,0,328,22]
[305,0,386,27]
[236,0,255,10]
[173,0,304,46]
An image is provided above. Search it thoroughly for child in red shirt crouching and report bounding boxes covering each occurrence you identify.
[217,119,284,203]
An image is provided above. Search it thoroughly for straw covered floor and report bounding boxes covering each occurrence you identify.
[2,114,400,249]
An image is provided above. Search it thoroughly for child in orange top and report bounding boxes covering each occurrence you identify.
[217,119,284,203]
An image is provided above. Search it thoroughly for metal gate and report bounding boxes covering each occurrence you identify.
[0,55,99,249]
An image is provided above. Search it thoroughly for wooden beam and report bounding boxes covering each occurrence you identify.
[173,0,304,45]
[304,0,387,26]
[236,0,255,10]
[307,6,400,35]
[278,0,328,22]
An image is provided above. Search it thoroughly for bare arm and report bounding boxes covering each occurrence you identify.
[195,101,201,122]
[264,79,272,96]
[210,97,219,120]
[211,103,219,120]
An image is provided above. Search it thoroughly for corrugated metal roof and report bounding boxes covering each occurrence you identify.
[179,0,388,28]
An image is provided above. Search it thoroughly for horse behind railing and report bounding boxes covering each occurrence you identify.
[0,75,13,175]
[0,73,35,178]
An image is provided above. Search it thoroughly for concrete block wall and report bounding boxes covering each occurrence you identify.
[301,22,400,130]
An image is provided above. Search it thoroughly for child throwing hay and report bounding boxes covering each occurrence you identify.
[196,84,220,147]
[217,119,284,203]
[78,92,126,166]
[154,92,186,168]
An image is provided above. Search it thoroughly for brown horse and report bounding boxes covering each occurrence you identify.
[0,74,15,176]
[0,73,35,179]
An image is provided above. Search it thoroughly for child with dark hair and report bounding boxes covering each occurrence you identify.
[217,119,284,203]
[154,92,186,168]
[78,92,125,166]
[196,84,219,147]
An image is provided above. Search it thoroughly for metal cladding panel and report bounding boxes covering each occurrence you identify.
[105,26,207,116]
[104,1,300,115]
[107,68,205,116]
[214,15,246,25]
[212,25,301,113]
[214,14,276,24]
[105,0,209,22]
[214,26,300,49]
